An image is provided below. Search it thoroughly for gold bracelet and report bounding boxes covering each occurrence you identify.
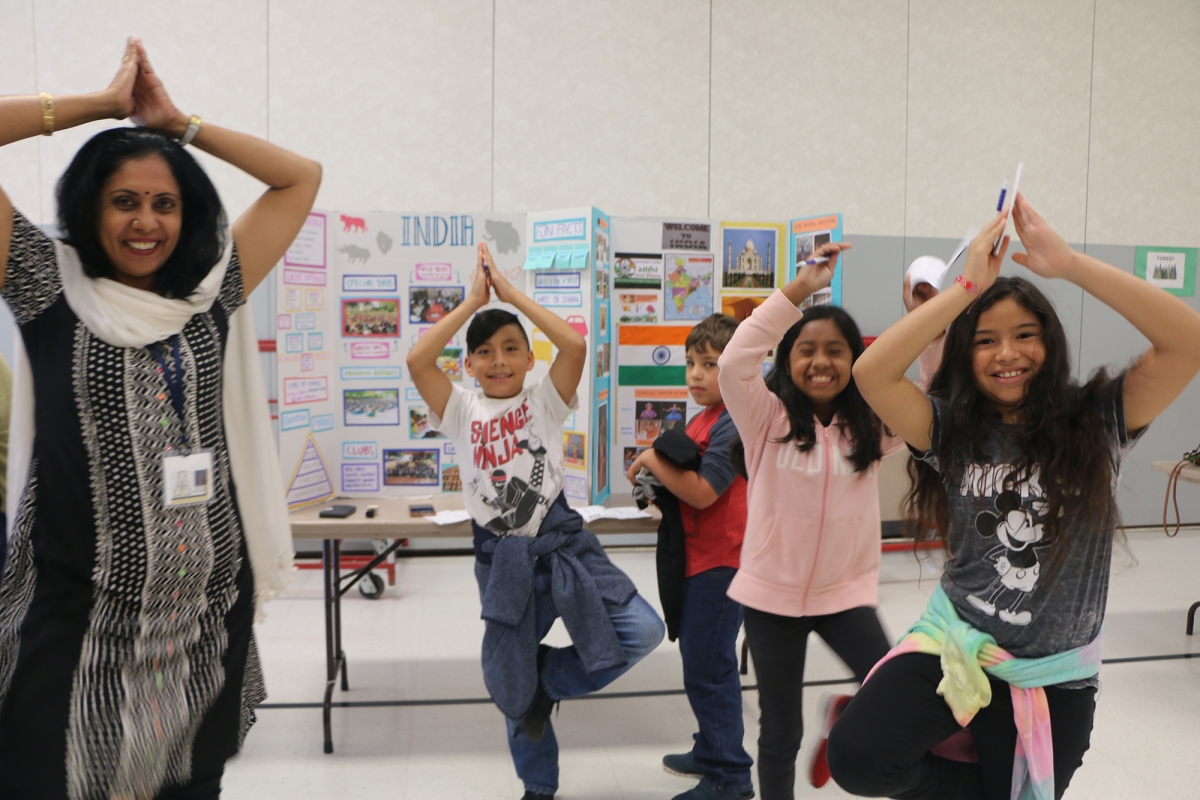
[38,92,54,136]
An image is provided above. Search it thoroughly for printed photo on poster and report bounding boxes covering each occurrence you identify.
[563,431,586,468]
[613,253,663,289]
[408,404,445,439]
[663,252,714,321]
[442,464,462,492]
[437,347,463,381]
[344,388,400,426]
[593,341,610,378]
[596,404,608,494]
[634,395,687,446]
[793,231,831,265]
[595,267,610,300]
[409,286,465,324]
[383,449,439,486]
[342,298,399,337]
[722,226,779,290]
[618,292,659,324]
[722,293,767,322]
[595,230,609,265]
[801,288,833,310]
[599,303,607,334]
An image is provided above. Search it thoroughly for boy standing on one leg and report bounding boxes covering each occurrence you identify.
[627,314,754,800]
[408,243,665,800]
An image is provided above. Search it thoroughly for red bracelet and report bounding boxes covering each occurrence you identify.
[955,275,980,295]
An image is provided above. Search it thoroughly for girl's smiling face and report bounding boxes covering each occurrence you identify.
[788,318,852,422]
[97,154,182,291]
[971,297,1047,422]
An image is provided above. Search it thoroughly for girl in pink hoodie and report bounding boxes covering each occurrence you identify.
[717,243,936,800]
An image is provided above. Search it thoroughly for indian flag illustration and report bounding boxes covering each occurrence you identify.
[618,325,692,386]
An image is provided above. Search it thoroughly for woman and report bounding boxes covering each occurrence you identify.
[0,39,320,798]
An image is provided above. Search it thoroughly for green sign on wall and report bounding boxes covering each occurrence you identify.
[1134,246,1196,297]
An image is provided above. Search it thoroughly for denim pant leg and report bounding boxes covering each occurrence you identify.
[540,590,665,700]
[678,567,754,793]
[502,561,564,796]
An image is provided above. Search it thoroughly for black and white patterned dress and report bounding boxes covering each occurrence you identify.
[0,210,264,799]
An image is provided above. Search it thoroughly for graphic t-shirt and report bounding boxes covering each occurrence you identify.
[680,404,747,577]
[913,381,1142,662]
[431,375,577,539]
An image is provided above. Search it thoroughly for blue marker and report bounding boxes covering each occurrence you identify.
[996,179,1009,212]
[797,256,830,267]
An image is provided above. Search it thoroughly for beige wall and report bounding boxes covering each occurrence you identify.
[1,1,1197,247]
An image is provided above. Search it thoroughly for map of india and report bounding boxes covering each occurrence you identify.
[666,254,714,320]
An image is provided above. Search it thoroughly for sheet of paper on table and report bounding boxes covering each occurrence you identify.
[430,509,473,526]
[574,505,653,523]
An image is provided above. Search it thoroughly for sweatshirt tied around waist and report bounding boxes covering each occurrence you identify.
[476,497,638,719]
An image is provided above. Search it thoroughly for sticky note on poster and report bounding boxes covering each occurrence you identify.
[570,244,589,271]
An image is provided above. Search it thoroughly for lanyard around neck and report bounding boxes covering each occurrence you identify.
[152,335,187,429]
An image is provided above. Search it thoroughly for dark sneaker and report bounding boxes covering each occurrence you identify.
[809,693,853,788]
[671,784,755,800]
[662,751,703,778]
[522,644,557,742]
[520,793,553,800]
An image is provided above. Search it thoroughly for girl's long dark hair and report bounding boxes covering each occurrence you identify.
[765,305,882,472]
[57,127,227,299]
[905,277,1122,575]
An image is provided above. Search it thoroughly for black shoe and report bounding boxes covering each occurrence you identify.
[521,793,554,800]
[523,644,558,742]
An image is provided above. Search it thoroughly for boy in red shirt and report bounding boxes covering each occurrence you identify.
[626,314,752,800]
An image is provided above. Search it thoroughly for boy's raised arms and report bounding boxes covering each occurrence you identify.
[482,244,587,405]
[405,261,491,420]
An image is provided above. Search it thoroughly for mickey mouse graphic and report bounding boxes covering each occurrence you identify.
[965,489,1049,626]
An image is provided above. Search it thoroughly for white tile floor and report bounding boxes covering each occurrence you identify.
[224,527,1200,799]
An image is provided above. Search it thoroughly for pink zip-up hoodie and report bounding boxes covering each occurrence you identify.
[718,291,937,618]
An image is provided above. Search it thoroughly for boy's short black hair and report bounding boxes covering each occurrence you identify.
[685,313,738,355]
[466,309,530,353]
[56,127,227,299]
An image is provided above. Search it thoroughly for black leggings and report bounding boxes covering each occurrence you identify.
[827,652,1096,800]
[743,605,891,800]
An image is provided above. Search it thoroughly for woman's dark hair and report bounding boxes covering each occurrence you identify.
[56,127,226,299]
[905,276,1122,576]
[765,305,882,472]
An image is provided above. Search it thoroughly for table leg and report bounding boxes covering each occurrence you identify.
[1188,602,1200,635]
[334,539,349,691]
[322,538,336,754]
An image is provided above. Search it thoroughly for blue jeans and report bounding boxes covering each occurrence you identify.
[679,567,754,794]
[477,558,664,796]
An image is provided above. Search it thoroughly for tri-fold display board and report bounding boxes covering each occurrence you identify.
[276,209,842,509]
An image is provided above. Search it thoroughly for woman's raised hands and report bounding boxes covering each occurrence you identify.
[130,41,186,134]
[105,38,140,119]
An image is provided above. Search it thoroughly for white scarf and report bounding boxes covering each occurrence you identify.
[7,239,293,618]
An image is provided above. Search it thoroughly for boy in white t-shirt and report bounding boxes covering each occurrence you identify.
[407,243,664,800]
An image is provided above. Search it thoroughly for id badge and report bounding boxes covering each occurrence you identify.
[162,448,215,508]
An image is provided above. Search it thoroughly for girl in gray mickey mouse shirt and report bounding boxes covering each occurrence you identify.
[833,195,1200,800]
